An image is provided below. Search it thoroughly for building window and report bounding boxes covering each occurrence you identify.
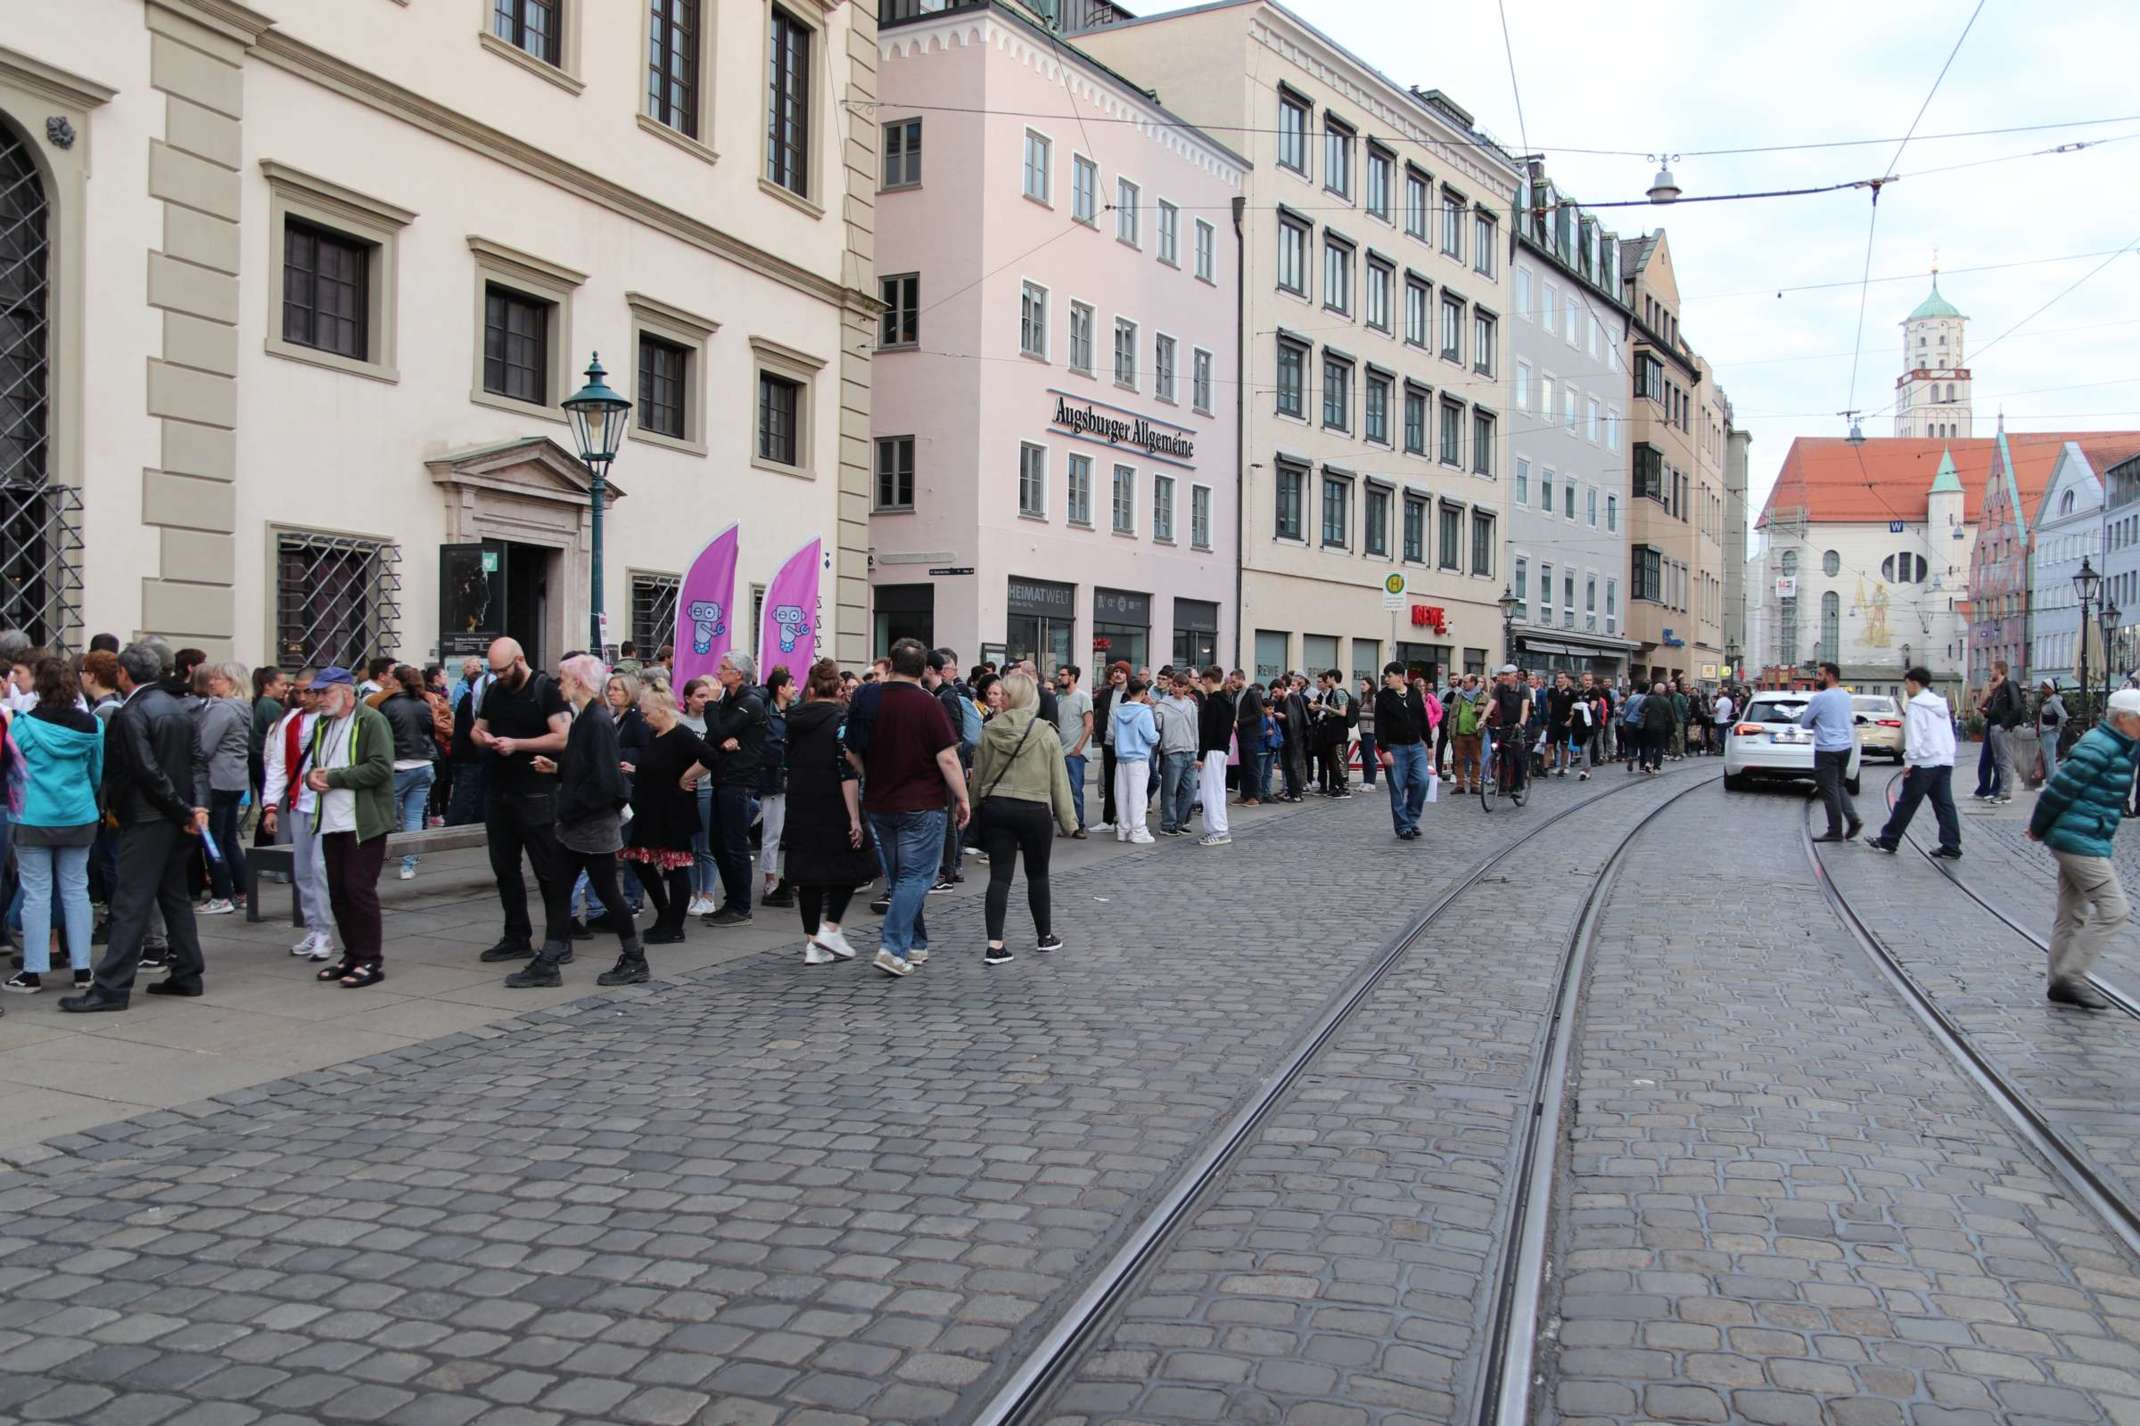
[1073,154,1098,224]
[1113,318,1137,386]
[1276,460,1305,540]
[276,530,401,673]
[1514,556,1528,615]
[878,272,918,348]
[1635,352,1663,400]
[1323,235,1352,315]
[883,118,921,188]
[1116,178,1140,246]
[1364,371,1390,445]
[1365,485,1390,557]
[1515,361,1534,412]
[1022,129,1052,203]
[1822,548,1841,576]
[1060,452,1094,526]
[874,435,915,511]
[1514,264,1532,321]
[1633,545,1663,602]
[1439,396,1463,465]
[1322,354,1351,432]
[1276,337,1306,418]
[756,372,801,466]
[1473,311,1495,376]
[1153,474,1176,542]
[1403,493,1426,562]
[1606,577,1617,634]
[1472,410,1494,476]
[630,574,680,656]
[1440,292,1462,362]
[283,221,370,360]
[1397,387,1423,456]
[1563,571,1576,628]
[483,284,551,405]
[1323,115,1354,199]
[1191,484,1212,549]
[1820,590,1840,665]
[1192,348,1213,413]
[1365,258,1392,331]
[1585,396,1599,443]
[637,333,689,440]
[1634,443,1664,502]
[1277,214,1310,296]
[1322,474,1350,548]
[1473,212,1495,276]
[493,0,561,66]
[1564,480,1576,521]
[1404,167,1428,239]
[1069,301,1094,374]
[1438,503,1461,570]
[1019,281,1048,359]
[1112,464,1135,534]
[1405,275,1429,346]
[766,5,812,198]
[1587,485,1598,527]
[1278,89,1310,174]
[1019,442,1046,517]
[1154,334,1177,402]
[1366,146,1392,221]
[1540,467,1553,512]
[1515,457,1529,505]
[648,0,701,138]
[1194,218,1215,283]
[1158,201,1179,265]
[1471,510,1494,576]
[1441,189,1463,258]
[1536,561,1551,623]
[1605,494,1617,532]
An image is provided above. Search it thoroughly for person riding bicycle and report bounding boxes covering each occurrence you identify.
[1485,665,1532,792]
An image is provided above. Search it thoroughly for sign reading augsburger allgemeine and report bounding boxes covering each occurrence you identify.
[1050,392,1195,464]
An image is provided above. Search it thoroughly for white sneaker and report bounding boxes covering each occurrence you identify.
[399,865,415,880]
[201,898,235,916]
[906,948,929,964]
[815,927,857,960]
[803,941,833,966]
[874,949,914,977]
[1128,831,1155,844]
[291,932,320,955]
[1093,822,1115,832]
[1198,833,1232,847]
[307,937,336,962]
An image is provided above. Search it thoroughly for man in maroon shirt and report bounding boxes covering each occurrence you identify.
[852,639,969,976]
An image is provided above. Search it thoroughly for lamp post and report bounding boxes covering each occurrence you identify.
[560,353,633,656]
[1725,638,1740,683]
[2074,555,2102,730]
[2101,598,2121,718]
[1498,584,1520,667]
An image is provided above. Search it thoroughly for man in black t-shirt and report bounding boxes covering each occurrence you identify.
[472,637,571,964]
[1487,665,1531,790]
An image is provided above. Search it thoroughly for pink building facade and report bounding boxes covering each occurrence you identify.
[870,1,1244,673]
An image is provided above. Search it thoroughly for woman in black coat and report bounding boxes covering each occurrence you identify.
[523,655,638,988]
[622,684,711,944]
[781,659,880,965]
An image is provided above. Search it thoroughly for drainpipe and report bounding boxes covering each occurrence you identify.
[1232,193,1246,670]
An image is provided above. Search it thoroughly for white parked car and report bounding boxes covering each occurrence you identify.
[1724,691,1862,794]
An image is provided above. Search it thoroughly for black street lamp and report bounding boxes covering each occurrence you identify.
[1497,584,1520,666]
[2074,555,2102,724]
[2101,598,2121,717]
[561,353,633,655]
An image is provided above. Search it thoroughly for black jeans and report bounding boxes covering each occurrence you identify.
[1881,764,1960,851]
[446,759,488,827]
[486,789,568,947]
[205,788,247,899]
[1813,747,1857,835]
[977,797,1053,943]
[1100,745,1118,825]
[712,785,755,914]
[557,845,635,951]
[93,819,206,999]
[797,884,856,937]
[633,860,694,937]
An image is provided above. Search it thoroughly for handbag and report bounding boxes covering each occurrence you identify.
[964,716,1038,845]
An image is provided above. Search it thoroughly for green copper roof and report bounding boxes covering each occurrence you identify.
[1929,448,1962,494]
[1909,276,1962,321]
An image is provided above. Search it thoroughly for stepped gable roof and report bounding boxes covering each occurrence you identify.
[1756,432,2140,529]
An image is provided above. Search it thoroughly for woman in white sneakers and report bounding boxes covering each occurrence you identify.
[780,659,879,965]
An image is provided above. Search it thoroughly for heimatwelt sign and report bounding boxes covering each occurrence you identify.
[1049,390,1196,465]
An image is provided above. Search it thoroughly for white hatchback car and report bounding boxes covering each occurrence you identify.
[1724,690,1863,794]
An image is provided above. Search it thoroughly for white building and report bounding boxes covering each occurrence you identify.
[1,0,877,669]
[1893,273,1971,440]
[2027,442,2108,687]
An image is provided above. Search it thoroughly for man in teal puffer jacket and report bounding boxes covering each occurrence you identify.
[2026,687,2140,1009]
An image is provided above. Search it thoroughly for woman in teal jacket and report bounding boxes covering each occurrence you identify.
[4,657,104,993]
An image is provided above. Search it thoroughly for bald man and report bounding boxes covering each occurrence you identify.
[471,638,572,963]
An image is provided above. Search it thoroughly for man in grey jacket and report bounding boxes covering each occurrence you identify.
[1151,675,1201,836]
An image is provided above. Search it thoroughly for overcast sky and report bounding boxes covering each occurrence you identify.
[1133,0,2140,515]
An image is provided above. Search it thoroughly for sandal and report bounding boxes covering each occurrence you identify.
[316,959,356,982]
[338,964,384,989]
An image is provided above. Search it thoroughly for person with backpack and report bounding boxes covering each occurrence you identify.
[970,673,1078,964]
[2,656,103,995]
[1621,685,1648,771]
[444,656,493,827]
[2025,687,2140,1011]
[379,664,441,882]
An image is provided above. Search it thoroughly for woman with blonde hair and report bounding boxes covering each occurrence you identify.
[622,683,711,944]
[968,672,1077,965]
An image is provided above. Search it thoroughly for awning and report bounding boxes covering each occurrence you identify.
[1520,639,1576,656]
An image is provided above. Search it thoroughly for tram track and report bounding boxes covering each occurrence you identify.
[1801,798,2140,1261]
[971,761,1721,1426]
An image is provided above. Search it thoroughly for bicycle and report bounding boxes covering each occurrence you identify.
[1480,726,1529,812]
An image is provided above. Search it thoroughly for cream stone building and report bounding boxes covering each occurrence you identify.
[0,0,877,669]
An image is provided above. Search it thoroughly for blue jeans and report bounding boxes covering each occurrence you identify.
[1159,751,1197,831]
[392,764,435,874]
[17,842,90,973]
[1357,732,1377,786]
[1385,741,1428,834]
[1064,752,1088,829]
[713,785,756,914]
[694,781,717,897]
[868,808,943,960]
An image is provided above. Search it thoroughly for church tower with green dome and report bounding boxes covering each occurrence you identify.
[1895,270,1971,439]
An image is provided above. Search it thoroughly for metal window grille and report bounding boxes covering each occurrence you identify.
[631,574,679,655]
[0,481,81,651]
[0,121,77,650]
[275,531,400,671]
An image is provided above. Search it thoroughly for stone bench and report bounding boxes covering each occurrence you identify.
[245,823,490,924]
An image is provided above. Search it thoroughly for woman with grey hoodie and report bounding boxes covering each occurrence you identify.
[968,673,1078,966]
[192,660,252,914]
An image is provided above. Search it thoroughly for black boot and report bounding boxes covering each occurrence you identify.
[597,942,650,986]
[504,941,569,988]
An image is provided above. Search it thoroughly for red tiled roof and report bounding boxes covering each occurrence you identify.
[1756,433,2140,528]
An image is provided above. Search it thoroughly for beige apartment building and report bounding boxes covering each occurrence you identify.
[0,0,876,668]
[1617,229,1711,685]
[1075,1,1522,684]
[1694,357,1730,678]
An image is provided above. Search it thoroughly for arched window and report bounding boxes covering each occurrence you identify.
[0,118,64,649]
[1822,549,1839,576]
[1820,591,1839,664]
[2061,490,2076,516]
[1780,549,1798,577]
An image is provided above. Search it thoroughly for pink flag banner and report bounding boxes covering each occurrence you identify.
[673,524,739,689]
[757,537,823,679]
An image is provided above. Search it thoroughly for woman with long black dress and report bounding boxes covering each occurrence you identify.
[623,685,711,944]
[517,654,639,988]
[781,659,880,965]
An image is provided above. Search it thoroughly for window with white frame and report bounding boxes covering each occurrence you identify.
[1112,463,1135,534]
[1605,406,1621,452]
[1019,281,1048,359]
[1019,442,1046,517]
[1563,477,1575,520]
[1323,234,1353,315]
[1515,360,1531,411]
[1536,561,1551,623]
[1023,130,1051,203]
[1587,484,1598,526]
[1513,263,1531,320]
[1606,576,1617,633]
[1540,466,1553,511]
[1194,218,1215,283]
[1158,200,1179,266]
[1366,145,1392,221]
[878,272,918,348]
[882,118,921,188]
[873,434,914,511]
[1278,214,1309,296]
[1365,257,1391,331]
[1153,474,1175,542]
[1072,154,1098,225]
[1404,275,1428,346]
[1154,333,1177,402]
[1192,347,1213,413]
[1068,301,1094,374]
[1585,396,1599,443]
[1113,317,1137,386]
[1067,452,1093,525]
[1585,573,1597,631]
[1323,115,1353,199]
[1514,456,1529,505]
[1514,556,1528,618]
[1116,178,1140,245]
[1191,484,1212,549]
